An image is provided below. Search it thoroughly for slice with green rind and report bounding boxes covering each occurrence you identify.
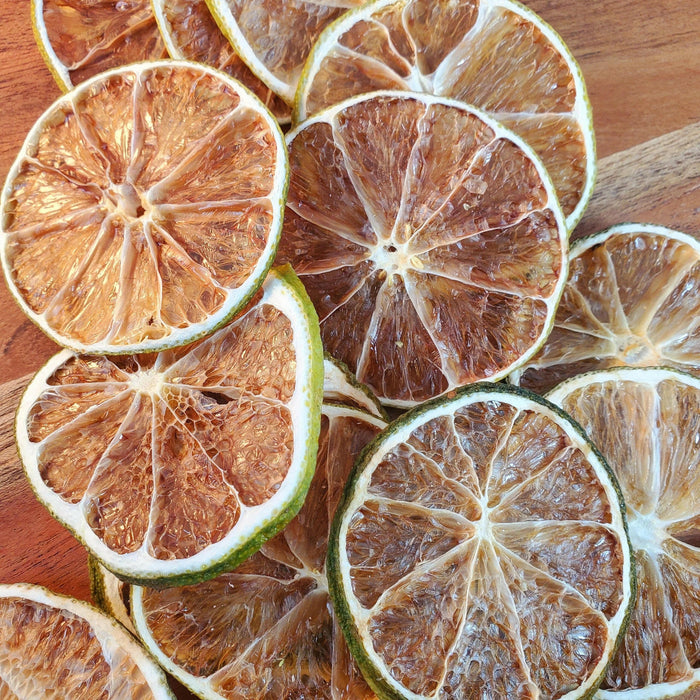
[328,382,634,700]
[16,266,323,587]
[324,354,387,420]
[547,367,700,698]
[0,582,174,698]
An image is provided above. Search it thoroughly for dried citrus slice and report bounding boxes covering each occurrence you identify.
[324,355,387,419]
[1,61,287,355]
[548,367,700,698]
[205,0,365,105]
[296,0,595,229]
[277,91,568,407]
[328,383,634,699]
[151,0,291,124]
[32,0,167,91]
[15,267,323,586]
[512,224,700,395]
[130,404,386,699]
[0,582,173,698]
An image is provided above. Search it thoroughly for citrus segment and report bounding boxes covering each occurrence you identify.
[296,0,595,228]
[0,583,173,698]
[513,224,700,395]
[131,404,386,699]
[16,267,323,586]
[328,384,633,699]
[32,0,167,91]
[278,92,567,406]
[205,0,366,104]
[547,367,700,697]
[2,61,287,354]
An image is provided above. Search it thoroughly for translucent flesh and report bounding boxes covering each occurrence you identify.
[4,64,279,348]
[281,95,563,403]
[160,0,290,121]
[0,597,154,698]
[139,412,383,698]
[41,0,167,86]
[519,231,700,394]
[343,399,625,697]
[301,0,588,218]
[558,375,700,690]
[25,304,298,559]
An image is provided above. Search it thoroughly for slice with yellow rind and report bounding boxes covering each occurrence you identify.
[205,0,366,105]
[1,60,287,355]
[512,224,700,395]
[130,404,386,700]
[32,0,168,91]
[151,0,291,124]
[0,582,174,698]
[328,383,633,700]
[295,0,595,230]
[278,90,568,407]
[547,367,700,698]
[15,266,323,587]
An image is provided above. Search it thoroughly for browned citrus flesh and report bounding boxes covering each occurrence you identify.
[278,92,567,406]
[2,61,286,354]
[133,405,385,699]
[36,0,167,89]
[296,0,594,226]
[329,385,633,699]
[514,225,700,395]
[153,0,290,123]
[548,368,700,696]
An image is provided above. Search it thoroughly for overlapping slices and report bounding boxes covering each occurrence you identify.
[278,91,568,407]
[328,384,634,700]
[296,0,595,229]
[130,403,386,699]
[512,224,700,394]
[548,367,700,698]
[1,61,287,354]
[15,268,323,586]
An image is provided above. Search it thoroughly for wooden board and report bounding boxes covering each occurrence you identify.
[0,0,699,696]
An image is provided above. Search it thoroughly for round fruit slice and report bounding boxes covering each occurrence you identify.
[0,582,173,698]
[512,223,700,395]
[278,91,568,407]
[32,0,168,91]
[328,383,634,700]
[16,267,323,587]
[2,60,287,355]
[547,367,700,698]
[296,0,595,229]
[151,0,291,124]
[324,355,387,419]
[205,0,365,104]
[131,404,386,699]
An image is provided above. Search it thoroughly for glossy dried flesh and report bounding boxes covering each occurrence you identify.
[22,300,297,564]
[136,408,384,699]
[517,227,700,394]
[336,392,631,699]
[155,0,290,122]
[298,0,592,222]
[3,63,282,352]
[0,594,159,698]
[279,94,565,405]
[552,369,700,693]
[39,0,167,87]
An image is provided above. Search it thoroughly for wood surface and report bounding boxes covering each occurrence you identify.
[0,0,699,696]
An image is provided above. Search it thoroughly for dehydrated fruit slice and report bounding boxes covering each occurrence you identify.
[328,383,634,699]
[296,0,595,229]
[512,224,700,394]
[1,61,287,354]
[15,267,323,586]
[0,582,173,698]
[278,91,568,407]
[323,355,387,419]
[548,367,700,698]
